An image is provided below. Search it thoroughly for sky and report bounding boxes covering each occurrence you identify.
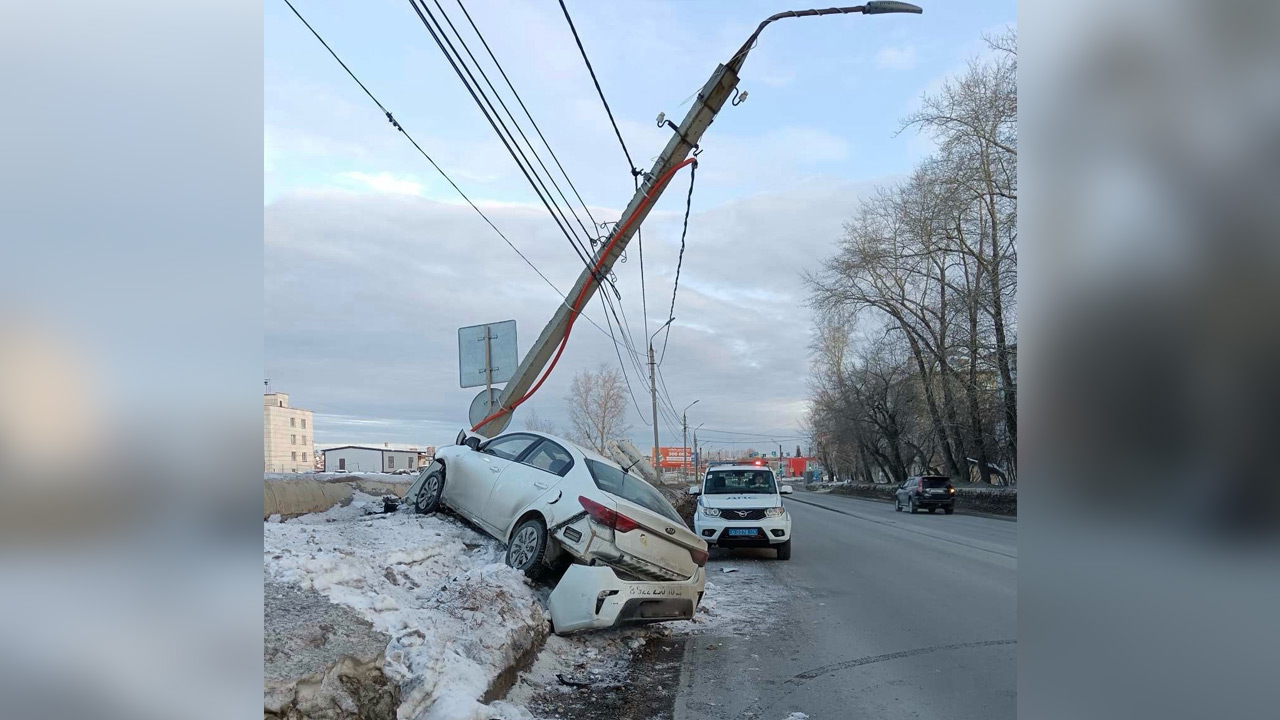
[264,0,1016,454]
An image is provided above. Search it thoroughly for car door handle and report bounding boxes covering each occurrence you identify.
[533,481,549,490]
[490,466,502,473]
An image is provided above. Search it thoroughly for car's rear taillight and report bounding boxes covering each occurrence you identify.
[578,496,639,533]
[689,547,708,567]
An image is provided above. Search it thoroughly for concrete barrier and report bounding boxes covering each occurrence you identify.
[263,475,414,519]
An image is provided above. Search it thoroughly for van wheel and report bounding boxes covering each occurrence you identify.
[415,469,444,514]
[507,519,549,577]
[776,540,792,561]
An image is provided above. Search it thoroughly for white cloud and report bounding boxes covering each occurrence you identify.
[343,171,423,196]
[875,46,918,71]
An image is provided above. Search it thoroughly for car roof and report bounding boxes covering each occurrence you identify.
[706,464,775,473]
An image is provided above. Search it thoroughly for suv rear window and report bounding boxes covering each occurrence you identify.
[584,459,683,524]
[921,476,951,489]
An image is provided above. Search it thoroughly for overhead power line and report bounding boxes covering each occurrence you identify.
[279,0,626,344]
[659,159,697,365]
[557,0,638,176]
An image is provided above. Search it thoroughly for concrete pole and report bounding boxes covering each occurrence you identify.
[649,343,661,482]
[682,412,688,482]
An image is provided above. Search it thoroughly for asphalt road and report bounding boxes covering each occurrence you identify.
[674,489,1017,720]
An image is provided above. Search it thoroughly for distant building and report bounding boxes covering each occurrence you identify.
[321,444,421,473]
[264,392,314,473]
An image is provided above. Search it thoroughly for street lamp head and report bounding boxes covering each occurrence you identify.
[862,1,924,15]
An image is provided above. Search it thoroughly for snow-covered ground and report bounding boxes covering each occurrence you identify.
[264,493,543,720]
[264,494,793,720]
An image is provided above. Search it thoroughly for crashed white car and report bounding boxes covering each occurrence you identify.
[691,463,793,560]
[406,430,707,633]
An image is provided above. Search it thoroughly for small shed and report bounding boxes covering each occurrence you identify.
[322,446,419,474]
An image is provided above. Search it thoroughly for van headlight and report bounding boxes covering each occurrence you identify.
[764,507,786,518]
[701,506,721,517]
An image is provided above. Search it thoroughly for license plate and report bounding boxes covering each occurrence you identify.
[726,528,757,537]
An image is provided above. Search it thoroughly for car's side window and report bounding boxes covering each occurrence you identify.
[521,439,574,476]
[481,434,537,461]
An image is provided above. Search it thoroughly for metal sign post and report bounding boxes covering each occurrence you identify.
[459,320,518,435]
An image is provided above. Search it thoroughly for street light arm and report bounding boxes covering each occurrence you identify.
[728,2,923,73]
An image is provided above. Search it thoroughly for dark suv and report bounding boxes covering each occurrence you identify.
[894,475,955,514]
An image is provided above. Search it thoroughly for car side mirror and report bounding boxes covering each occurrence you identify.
[779,485,794,495]
[687,486,701,496]
[464,436,481,451]
[456,429,467,446]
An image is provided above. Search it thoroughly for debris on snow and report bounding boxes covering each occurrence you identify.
[720,567,739,573]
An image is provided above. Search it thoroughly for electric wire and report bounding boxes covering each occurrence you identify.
[279,0,623,345]
[556,0,638,175]
[451,0,602,235]
[408,0,595,268]
[658,159,697,365]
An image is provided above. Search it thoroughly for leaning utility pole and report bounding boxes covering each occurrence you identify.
[472,3,922,438]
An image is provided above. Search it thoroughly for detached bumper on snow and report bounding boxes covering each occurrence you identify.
[547,564,705,634]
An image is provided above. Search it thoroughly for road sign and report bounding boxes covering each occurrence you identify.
[458,320,517,389]
[468,388,509,435]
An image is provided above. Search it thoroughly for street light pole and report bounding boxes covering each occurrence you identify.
[682,399,700,480]
[648,318,674,481]
[472,1,922,437]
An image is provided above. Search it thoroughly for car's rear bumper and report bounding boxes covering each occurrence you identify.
[547,564,706,634]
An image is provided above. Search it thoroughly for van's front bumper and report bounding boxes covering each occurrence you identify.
[547,564,706,634]
[694,513,792,547]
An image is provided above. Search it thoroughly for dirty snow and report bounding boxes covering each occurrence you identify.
[780,713,810,720]
[684,556,791,636]
[264,502,545,720]
[265,497,793,720]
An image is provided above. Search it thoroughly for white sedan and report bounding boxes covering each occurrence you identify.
[406,430,708,633]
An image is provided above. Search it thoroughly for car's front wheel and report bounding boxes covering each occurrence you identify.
[894,496,902,512]
[506,518,549,577]
[415,469,444,514]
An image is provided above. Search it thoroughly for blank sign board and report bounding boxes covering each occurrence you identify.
[458,320,517,389]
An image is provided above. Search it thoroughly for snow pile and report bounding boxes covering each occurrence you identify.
[781,713,810,720]
[264,505,547,720]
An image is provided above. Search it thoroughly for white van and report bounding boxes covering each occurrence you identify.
[689,464,793,560]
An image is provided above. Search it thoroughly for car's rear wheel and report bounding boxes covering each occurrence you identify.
[506,518,548,577]
[944,506,955,515]
[908,498,918,514]
[414,469,444,514]
[776,539,792,561]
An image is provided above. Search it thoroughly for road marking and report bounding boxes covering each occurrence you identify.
[786,495,1018,559]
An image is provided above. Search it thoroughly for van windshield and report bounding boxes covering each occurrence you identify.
[704,469,777,495]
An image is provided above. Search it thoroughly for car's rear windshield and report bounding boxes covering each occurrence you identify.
[584,459,683,524]
[704,469,777,494]
[921,476,951,489]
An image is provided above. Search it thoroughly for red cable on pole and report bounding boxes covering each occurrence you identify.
[471,157,699,432]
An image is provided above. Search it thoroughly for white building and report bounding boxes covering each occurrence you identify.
[322,445,420,474]
[264,392,314,473]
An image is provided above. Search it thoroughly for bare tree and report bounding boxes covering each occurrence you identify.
[566,364,631,454]
[522,406,558,435]
[805,29,1017,485]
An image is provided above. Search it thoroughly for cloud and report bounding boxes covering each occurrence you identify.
[342,171,423,196]
[875,46,918,70]
[265,175,884,451]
